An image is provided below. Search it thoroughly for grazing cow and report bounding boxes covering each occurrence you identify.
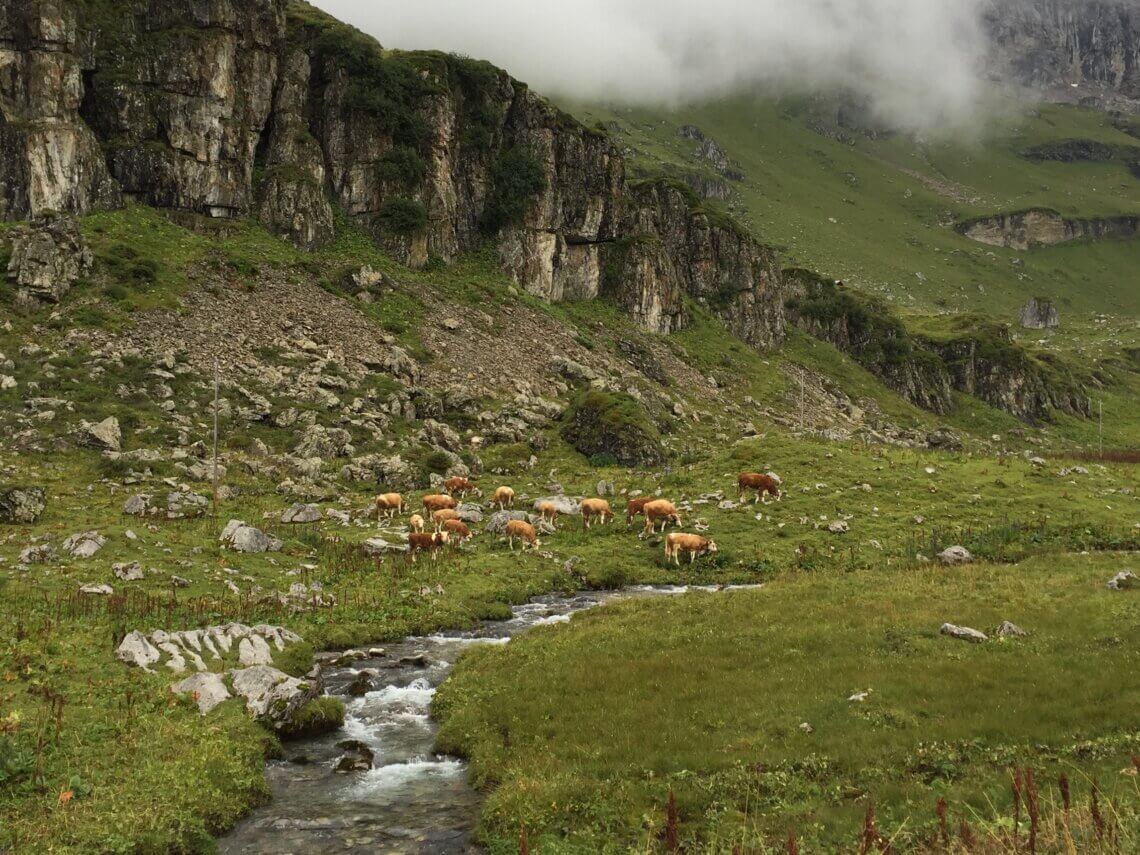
[443,476,481,498]
[642,499,681,535]
[443,518,473,544]
[537,501,560,527]
[374,492,405,519]
[408,514,426,534]
[504,519,540,551]
[626,496,653,527]
[422,494,458,514]
[490,486,515,510]
[408,531,449,563]
[664,532,718,565]
[580,498,614,529]
[432,508,460,531]
[737,472,783,504]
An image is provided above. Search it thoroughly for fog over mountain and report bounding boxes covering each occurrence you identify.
[312,0,993,133]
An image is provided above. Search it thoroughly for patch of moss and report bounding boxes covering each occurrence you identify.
[281,697,345,739]
[377,198,428,237]
[481,146,547,234]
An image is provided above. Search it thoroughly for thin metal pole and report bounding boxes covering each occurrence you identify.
[799,371,805,430]
[213,358,220,519]
[1098,399,1103,458]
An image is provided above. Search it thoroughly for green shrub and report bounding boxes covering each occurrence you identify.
[377,146,427,187]
[481,146,546,234]
[560,389,664,467]
[378,198,428,237]
[281,697,345,739]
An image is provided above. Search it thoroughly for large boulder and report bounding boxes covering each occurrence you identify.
[281,503,321,524]
[115,631,161,671]
[560,389,664,467]
[5,218,93,306]
[62,530,106,559]
[532,495,583,516]
[171,672,232,714]
[0,487,46,524]
[937,546,973,566]
[229,666,328,734]
[485,510,532,535]
[940,623,988,643]
[294,424,353,459]
[1018,297,1060,330]
[78,417,122,452]
[220,520,282,554]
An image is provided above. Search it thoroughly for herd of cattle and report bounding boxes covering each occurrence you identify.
[374,472,783,566]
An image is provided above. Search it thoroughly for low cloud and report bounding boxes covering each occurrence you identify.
[312,0,992,134]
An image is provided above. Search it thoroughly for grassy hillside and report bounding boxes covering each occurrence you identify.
[562,97,1140,319]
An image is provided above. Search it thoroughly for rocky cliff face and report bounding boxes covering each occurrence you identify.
[0,0,120,219]
[957,209,1140,249]
[0,0,789,352]
[986,0,1140,108]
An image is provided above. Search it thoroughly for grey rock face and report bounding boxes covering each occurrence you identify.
[281,503,322,524]
[1106,570,1137,591]
[18,543,56,564]
[112,562,145,582]
[532,496,583,516]
[62,530,106,559]
[926,428,964,451]
[4,218,93,305]
[1019,297,1060,329]
[230,665,321,732]
[995,620,1028,638]
[220,520,282,554]
[938,546,973,566]
[485,510,532,535]
[78,417,121,452]
[116,631,161,671]
[171,672,233,714]
[940,623,988,643]
[0,487,46,524]
[238,634,275,667]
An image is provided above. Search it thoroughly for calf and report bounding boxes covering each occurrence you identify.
[408,514,425,534]
[408,531,449,563]
[422,494,458,514]
[537,501,560,527]
[626,496,653,527]
[664,533,718,565]
[642,499,682,535]
[490,486,515,510]
[737,472,782,504]
[504,519,540,551]
[432,508,460,531]
[374,492,405,519]
[580,498,614,529]
[443,518,473,544]
[444,476,480,498]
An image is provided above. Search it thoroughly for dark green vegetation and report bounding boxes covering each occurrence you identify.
[560,389,665,467]
[437,553,1140,852]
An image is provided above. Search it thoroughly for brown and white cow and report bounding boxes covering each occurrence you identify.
[626,496,653,527]
[504,519,540,551]
[374,492,406,519]
[443,476,480,498]
[443,518,473,544]
[408,531,449,563]
[664,532,719,565]
[408,514,426,534]
[537,501,560,527]
[737,472,782,504]
[489,486,515,510]
[580,498,614,529]
[432,508,460,531]
[642,499,682,535]
[422,494,458,514]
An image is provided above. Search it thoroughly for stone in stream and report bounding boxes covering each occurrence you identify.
[346,672,373,697]
[334,740,375,773]
[229,666,325,733]
[940,623,988,643]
